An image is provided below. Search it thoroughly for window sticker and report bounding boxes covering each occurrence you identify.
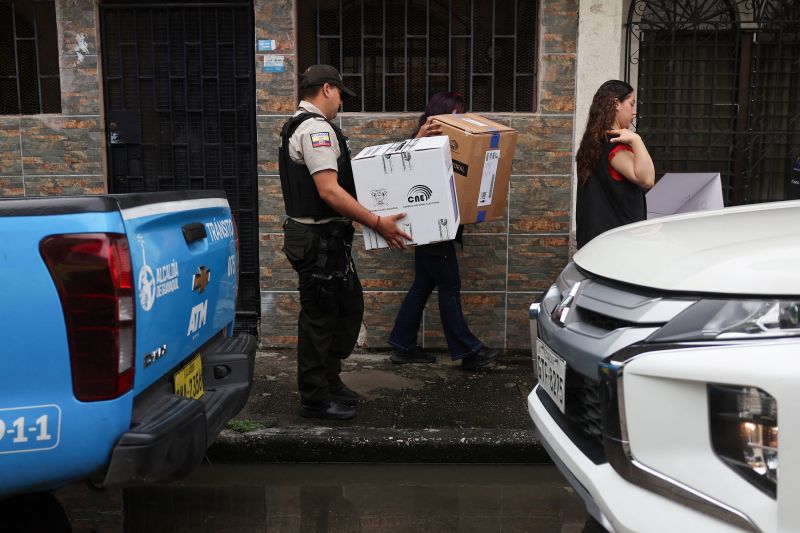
[257,39,276,52]
[263,55,285,72]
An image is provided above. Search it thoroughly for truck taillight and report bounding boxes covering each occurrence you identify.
[40,233,135,401]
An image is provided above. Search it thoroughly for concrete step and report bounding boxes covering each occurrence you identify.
[209,350,550,463]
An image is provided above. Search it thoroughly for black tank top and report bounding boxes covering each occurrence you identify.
[576,141,646,249]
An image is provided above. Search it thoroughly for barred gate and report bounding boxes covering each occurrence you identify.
[626,0,800,205]
[99,2,260,335]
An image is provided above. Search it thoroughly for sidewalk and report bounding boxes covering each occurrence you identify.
[209,350,550,463]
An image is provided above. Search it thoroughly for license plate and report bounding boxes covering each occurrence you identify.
[174,354,204,399]
[536,339,566,413]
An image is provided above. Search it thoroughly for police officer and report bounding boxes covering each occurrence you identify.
[279,65,410,420]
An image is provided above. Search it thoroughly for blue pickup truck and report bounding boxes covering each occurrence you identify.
[0,190,255,500]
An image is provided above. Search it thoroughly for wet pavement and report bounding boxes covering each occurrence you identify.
[3,352,582,531]
[52,464,604,532]
[211,350,548,463]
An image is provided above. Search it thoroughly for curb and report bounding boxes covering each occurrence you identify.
[208,350,550,464]
[209,427,551,463]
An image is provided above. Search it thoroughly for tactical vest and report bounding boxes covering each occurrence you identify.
[278,112,357,219]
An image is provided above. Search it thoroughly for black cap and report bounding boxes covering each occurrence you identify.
[299,64,357,99]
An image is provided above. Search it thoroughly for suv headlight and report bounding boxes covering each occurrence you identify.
[650,299,800,342]
[709,385,778,498]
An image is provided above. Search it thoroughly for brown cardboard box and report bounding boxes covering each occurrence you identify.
[432,113,517,224]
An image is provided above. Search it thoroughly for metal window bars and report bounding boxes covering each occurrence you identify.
[0,0,61,114]
[298,0,538,112]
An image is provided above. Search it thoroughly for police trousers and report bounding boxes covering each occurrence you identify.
[282,219,364,405]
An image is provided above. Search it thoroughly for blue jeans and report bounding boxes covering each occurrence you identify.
[388,241,483,359]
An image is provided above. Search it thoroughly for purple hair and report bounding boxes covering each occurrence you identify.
[414,91,466,135]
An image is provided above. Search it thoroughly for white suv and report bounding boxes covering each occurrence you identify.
[528,201,800,532]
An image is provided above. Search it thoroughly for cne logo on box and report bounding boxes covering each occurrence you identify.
[407,185,432,203]
[187,300,208,336]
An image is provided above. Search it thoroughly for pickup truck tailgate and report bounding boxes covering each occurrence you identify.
[0,191,254,496]
[119,191,238,393]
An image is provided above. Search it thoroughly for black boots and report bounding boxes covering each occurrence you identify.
[330,381,362,406]
[299,381,361,419]
[390,346,436,364]
[461,347,499,370]
[299,400,356,420]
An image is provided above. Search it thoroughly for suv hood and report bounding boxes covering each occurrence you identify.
[574,200,800,295]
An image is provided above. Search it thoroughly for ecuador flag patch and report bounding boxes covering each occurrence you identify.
[310,132,332,148]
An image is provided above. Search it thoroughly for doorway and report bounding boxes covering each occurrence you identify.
[100,1,260,334]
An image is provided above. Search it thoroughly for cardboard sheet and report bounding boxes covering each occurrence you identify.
[646,172,724,219]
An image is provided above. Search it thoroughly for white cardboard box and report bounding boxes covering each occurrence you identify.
[646,172,724,219]
[352,136,460,250]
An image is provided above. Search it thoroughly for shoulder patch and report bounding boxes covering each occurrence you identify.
[310,131,332,148]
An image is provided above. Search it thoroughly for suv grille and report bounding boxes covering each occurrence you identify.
[565,368,603,446]
[578,306,637,331]
[536,275,697,461]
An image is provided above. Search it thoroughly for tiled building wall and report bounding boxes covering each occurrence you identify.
[0,1,105,198]
[256,0,576,352]
[0,0,576,353]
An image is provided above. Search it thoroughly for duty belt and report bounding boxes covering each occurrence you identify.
[287,219,355,281]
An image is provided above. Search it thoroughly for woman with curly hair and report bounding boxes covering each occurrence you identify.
[576,80,655,249]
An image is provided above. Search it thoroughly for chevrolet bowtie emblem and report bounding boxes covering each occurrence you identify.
[192,266,211,293]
